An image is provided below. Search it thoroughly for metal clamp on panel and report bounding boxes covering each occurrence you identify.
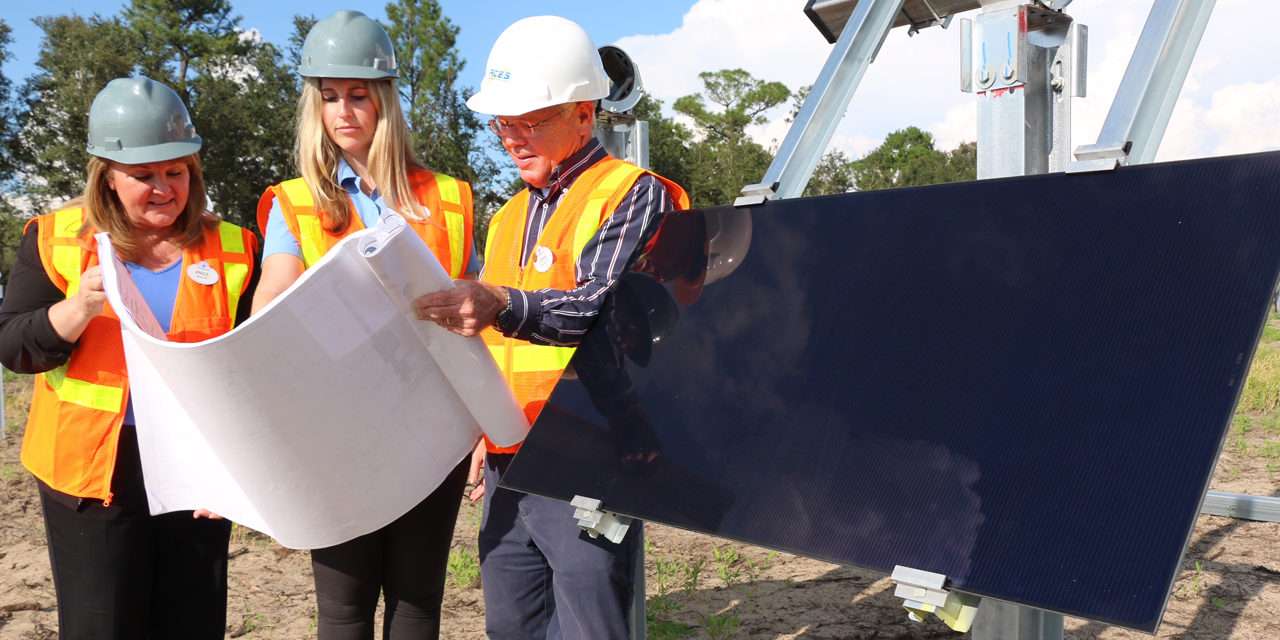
[570,495,633,544]
[890,565,982,633]
[734,181,779,208]
[1066,142,1131,174]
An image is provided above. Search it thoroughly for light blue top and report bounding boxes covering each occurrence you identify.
[262,158,388,259]
[122,259,182,425]
[261,157,480,272]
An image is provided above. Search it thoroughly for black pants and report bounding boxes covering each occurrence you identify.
[38,425,232,640]
[311,458,469,640]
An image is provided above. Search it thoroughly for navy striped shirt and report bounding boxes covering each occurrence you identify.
[489,138,676,346]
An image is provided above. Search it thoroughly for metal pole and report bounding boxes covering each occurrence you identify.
[966,3,1078,638]
[737,0,905,203]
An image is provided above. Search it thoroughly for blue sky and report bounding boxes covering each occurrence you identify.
[2,1,697,97]
[4,1,1279,164]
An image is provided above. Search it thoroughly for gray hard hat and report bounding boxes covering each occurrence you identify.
[299,10,397,79]
[86,77,202,164]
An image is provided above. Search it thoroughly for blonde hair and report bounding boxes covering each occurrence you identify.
[295,77,426,231]
[70,155,216,261]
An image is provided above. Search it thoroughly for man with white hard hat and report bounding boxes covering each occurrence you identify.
[413,14,689,639]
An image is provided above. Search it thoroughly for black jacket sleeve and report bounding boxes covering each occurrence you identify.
[0,220,77,374]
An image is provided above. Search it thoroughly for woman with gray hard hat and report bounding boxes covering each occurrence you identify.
[0,76,259,638]
[249,10,476,639]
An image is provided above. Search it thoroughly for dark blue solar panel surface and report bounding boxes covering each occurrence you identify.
[498,151,1280,631]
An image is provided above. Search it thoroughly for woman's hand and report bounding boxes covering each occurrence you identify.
[467,440,487,502]
[193,509,224,520]
[48,266,108,342]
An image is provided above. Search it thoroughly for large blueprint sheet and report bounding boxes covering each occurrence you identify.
[97,216,527,549]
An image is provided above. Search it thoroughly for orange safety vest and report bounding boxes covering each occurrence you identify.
[256,168,474,277]
[480,158,689,453]
[21,207,257,503]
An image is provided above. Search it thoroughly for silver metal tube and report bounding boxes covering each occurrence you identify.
[1073,0,1217,165]
[751,0,905,200]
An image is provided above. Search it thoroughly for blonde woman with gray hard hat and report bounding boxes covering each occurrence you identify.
[413,15,689,640]
[0,76,259,639]
[249,10,476,640]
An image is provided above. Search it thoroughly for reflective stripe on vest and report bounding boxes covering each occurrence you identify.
[44,208,121,411]
[24,209,256,500]
[433,174,466,277]
[275,174,469,273]
[487,344,575,373]
[218,221,250,325]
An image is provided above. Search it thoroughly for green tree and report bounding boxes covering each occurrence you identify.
[850,126,975,191]
[190,33,300,227]
[15,15,140,208]
[631,92,692,194]
[672,69,790,207]
[124,0,245,100]
[385,0,499,214]
[804,150,855,197]
[0,18,23,277]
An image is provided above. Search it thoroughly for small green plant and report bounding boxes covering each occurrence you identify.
[680,557,705,594]
[1261,441,1280,460]
[702,612,741,640]
[712,546,743,587]
[1212,596,1228,610]
[647,552,695,639]
[447,546,482,588]
[1234,415,1254,436]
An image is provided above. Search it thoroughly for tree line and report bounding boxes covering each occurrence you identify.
[0,1,977,279]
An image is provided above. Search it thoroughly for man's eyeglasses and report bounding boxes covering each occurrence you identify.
[487,107,570,138]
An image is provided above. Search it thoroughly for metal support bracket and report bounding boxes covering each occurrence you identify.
[741,0,905,202]
[734,181,780,208]
[1071,0,1217,167]
[1202,491,1280,522]
[570,495,633,544]
[891,565,983,632]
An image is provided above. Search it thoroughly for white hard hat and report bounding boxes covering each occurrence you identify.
[466,16,610,116]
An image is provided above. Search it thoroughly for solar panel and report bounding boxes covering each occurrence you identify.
[498,151,1280,632]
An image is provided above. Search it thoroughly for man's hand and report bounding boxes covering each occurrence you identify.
[413,280,509,337]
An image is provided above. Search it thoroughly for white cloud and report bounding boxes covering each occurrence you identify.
[614,0,1280,168]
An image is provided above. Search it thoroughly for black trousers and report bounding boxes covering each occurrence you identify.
[311,458,469,640]
[38,425,231,640]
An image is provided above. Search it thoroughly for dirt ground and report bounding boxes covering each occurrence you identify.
[3,336,1280,640]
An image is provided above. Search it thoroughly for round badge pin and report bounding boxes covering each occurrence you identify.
[186,261,220,286]
[533,246,554,273]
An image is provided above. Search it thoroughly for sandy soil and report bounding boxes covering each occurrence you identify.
[2,373,1278,639]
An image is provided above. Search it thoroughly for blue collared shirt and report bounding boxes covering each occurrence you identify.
[261,158,389,259]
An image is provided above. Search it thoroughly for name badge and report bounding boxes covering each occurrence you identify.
[533,246,554,273]
[187,261,220,286]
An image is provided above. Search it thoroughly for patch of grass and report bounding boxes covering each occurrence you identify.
[3,373,34,436]
[447,546,481,589]
[647,552,696,639]
[1262,323,1280,343]
[702,612,741,640]
[1263,441,1280,460]
[1240,343,1280,413]
[647,614,696,640]
[0,460,20,482]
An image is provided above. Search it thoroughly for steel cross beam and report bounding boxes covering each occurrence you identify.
[1073,0,1217,168]
[737,0,905,205]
